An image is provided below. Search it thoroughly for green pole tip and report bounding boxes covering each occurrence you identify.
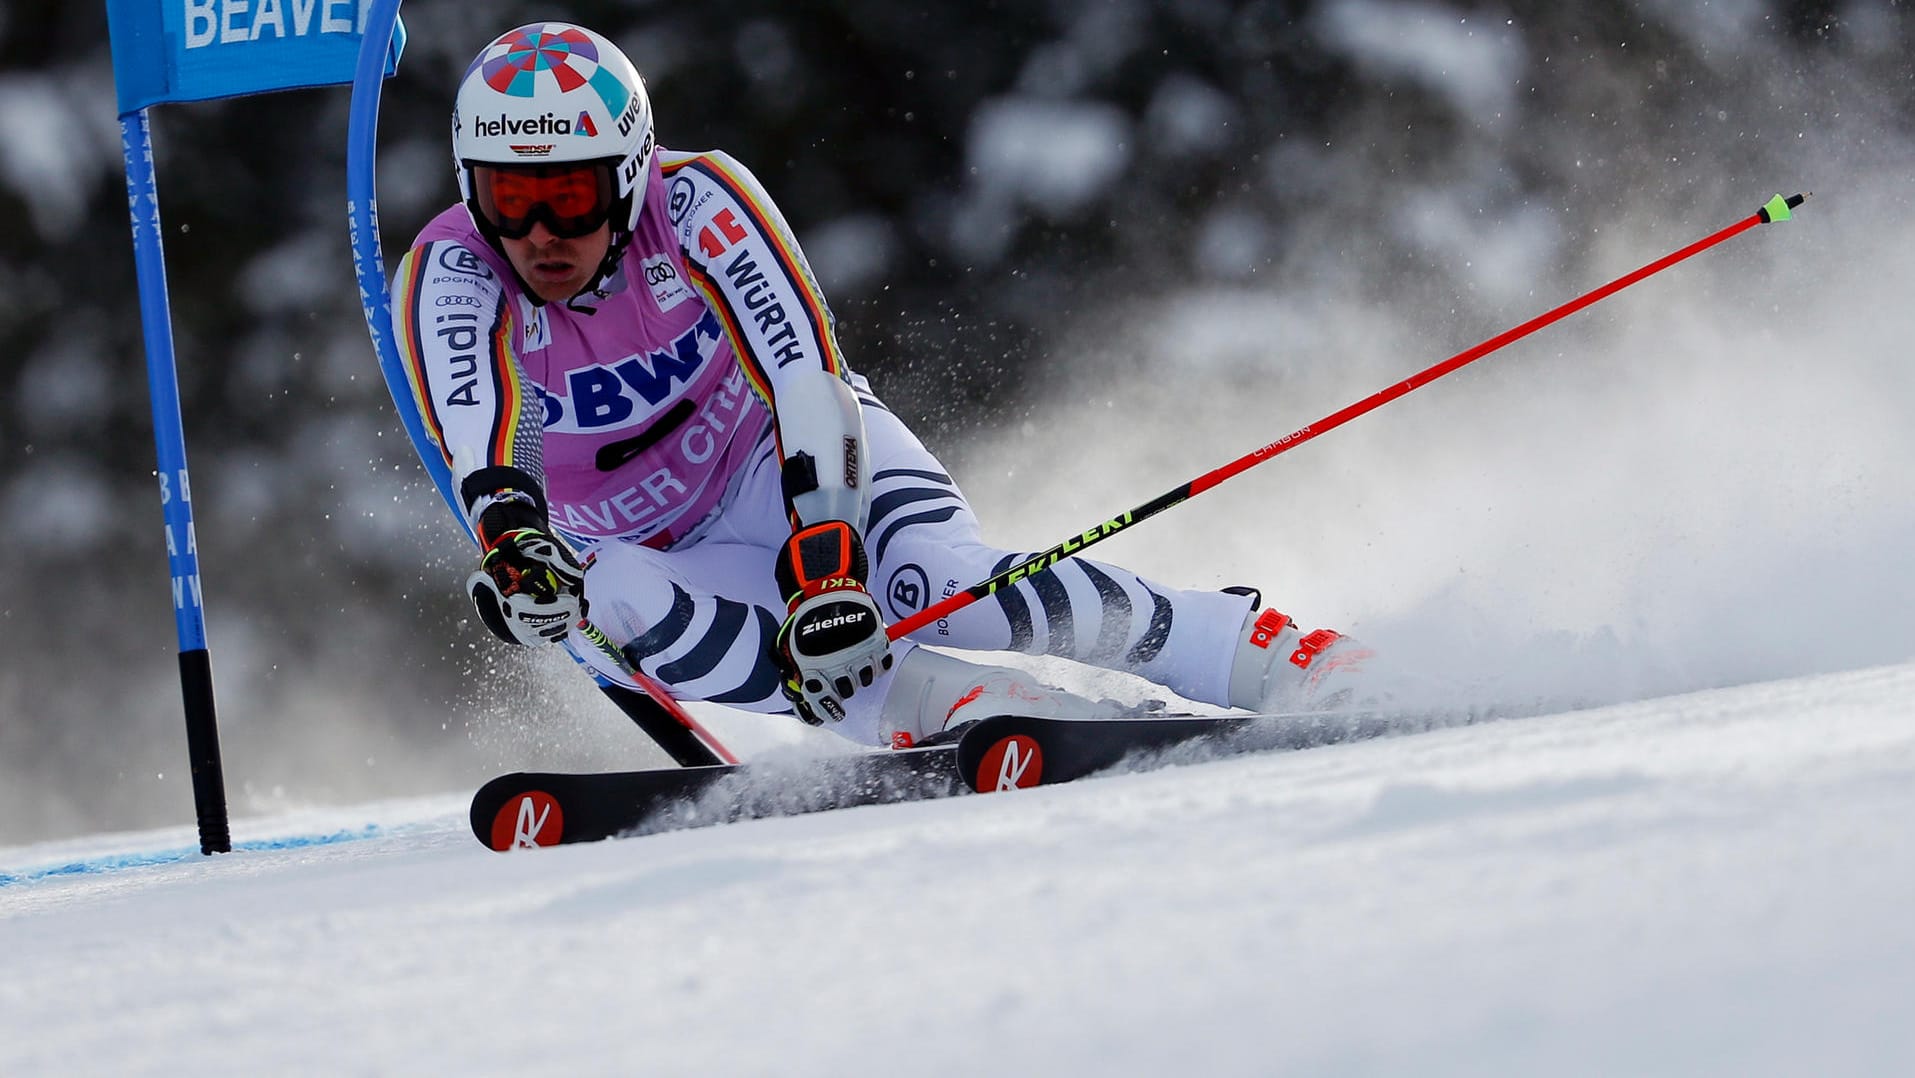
[1761,193,1792,223]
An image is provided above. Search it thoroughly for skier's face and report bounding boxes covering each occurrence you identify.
[501,220,611,303]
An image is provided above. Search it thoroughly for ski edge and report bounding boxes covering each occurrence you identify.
[469,709,1381,851]
[953,709,1393,793]
[469,743,964,851]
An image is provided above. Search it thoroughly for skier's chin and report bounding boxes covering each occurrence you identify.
[502,225,609,303]
[523,261,586,302]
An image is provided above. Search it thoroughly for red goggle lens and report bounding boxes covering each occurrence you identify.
[471,162,615,240]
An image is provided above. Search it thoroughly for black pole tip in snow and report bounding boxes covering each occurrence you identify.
[178,648,232,855]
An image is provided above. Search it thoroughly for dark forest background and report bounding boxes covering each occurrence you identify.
[0,0,1903,841]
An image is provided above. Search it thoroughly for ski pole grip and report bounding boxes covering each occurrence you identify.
[1759,193,1807,223]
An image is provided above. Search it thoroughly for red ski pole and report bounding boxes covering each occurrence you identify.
[574,617,739,765]
[889,193,1807,641]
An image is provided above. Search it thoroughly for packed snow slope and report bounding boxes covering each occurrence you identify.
[5,662,1914,1076]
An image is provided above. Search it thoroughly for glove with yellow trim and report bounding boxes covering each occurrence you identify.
[466,490,586,647]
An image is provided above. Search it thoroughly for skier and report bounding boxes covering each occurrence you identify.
[392,21,1372,749]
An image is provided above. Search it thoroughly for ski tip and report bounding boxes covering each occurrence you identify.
[487,790,566,851]
[971,734,1044,793]
[1759,192,1808,223]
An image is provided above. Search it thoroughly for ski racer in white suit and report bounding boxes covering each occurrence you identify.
[392,22,1372,747]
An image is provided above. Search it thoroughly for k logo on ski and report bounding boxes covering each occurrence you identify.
[490,791,564,849]
[977,735,1043,792]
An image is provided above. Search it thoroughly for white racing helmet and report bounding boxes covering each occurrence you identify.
[452,23,655,286]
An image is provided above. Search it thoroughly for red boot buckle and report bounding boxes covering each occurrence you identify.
[1248,609,1292,649]
[1290,628,1343,669]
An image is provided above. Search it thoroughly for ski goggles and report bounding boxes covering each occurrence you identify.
[469,160,617,241]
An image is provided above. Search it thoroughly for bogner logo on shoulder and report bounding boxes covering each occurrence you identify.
[475,112,597,138]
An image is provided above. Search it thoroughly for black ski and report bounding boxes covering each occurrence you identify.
[953,710,1402,792]
[471,743,965,850]
[470,710,1404,850]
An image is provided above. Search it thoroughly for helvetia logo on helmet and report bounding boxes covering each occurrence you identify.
[475,112,591,138]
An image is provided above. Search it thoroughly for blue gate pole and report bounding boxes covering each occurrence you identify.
[120,108,230,856]
[347,0,462,525]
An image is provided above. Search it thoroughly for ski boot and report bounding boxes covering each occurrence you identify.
[1226,604,1377,713]
[879,647,1124,748]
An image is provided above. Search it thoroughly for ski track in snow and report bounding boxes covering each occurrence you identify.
[4,664,1915,1076]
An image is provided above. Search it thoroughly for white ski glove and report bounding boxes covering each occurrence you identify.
[773,521,894,725]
